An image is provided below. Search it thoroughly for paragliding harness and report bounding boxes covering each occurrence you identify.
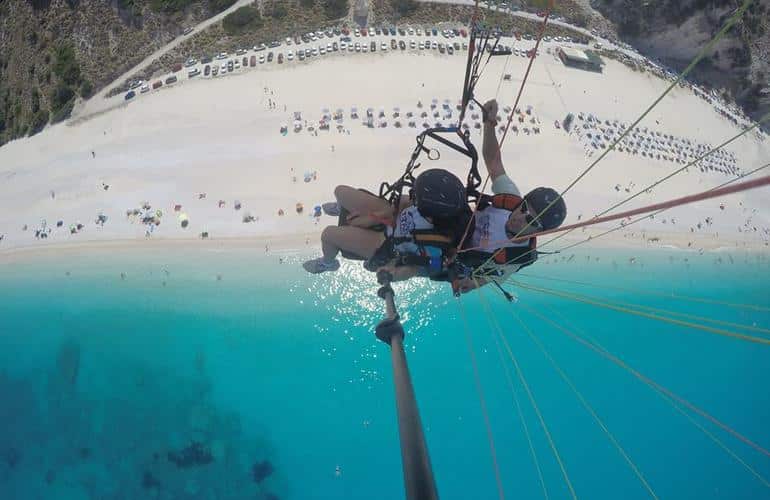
[457,193,539,275]
[362,126,482,279]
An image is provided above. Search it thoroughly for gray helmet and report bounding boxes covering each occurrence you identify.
[524,187,566,230]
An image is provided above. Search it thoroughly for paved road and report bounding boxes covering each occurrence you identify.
[73,0,253,120]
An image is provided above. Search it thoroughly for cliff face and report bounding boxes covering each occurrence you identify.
[592,0,769,126]
[0,0,214,146]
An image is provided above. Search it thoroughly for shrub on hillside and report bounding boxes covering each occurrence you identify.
[392,0,418,17]
[52,44,81,86]
[299,0,315,8]
[29,109,49,136]
[222,5,262,35]
[210,0,237,13]
[80,80,94,98]
[324,0,348,19]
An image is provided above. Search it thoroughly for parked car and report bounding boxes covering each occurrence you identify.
[375,27,381,35]
[332,42,338,51]
[129,80,143,89]
[460,28,467,37]
[212,66,218,76]
[389,27,396,36]
[183,27,194,35]
[184,58,197,67]
[342,27,350,35]
[165,75,177,85]
[140,84,150,93]
[285,37,293,45]
[381,42,388,51]
[216,52,228,60]
[259,55,265,64]
[399,40,406,50]
[355,42,361,52]
[391,39,397,50]
[370,41,376,52]
[327,43,332,52]
[234,60,240,69]
[172,63,183,72]
[410,40,416,49]
[204,64,210,76]
[278,53,284,64]
[236,48,247,55]
[298,51,305,61]
[267,51,274,62]
[354,28,360,37]
[287,51,294,61]
[227,60,233,71]
[368,27,375,36]
[447,45,454,55]
[188,68,200,77]
[152,80,163,89]
[398,28,406,36]
[453,42,460,50]
[341,42,347,51]
[438,43,445,54]
[269,40,280,48]
[319,46,325,55]
[250,55,256,66]
[254,44,266,52]
[361,27,367,37]
[220,63,227,73]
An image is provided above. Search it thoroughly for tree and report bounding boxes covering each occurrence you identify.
[29,109,49,136]
[52,44,81,86]
[392,0,418,17]
[209,0,237,13]
[79,80,94,98]
[324,0,348,19]
[299,0,315,8]
[270,2,288,18]
[222,5,262,35]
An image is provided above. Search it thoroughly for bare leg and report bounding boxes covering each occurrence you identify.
[321,226,385,261]
[334,186,411,228]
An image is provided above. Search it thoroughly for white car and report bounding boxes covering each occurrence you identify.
[259,55,265,64]
[285,37,293,45]
[348,43,355,52]
[319,46,326,55]
[234,60,240,69]
[287,51,294,61]
[362,44,368,53]
[355,43,361,52]
[216,52,228,60]
[431,41,438,49]
[354,28,360,37]
[327,43,332,52]
[311,47,318,56]
[341,42,347,50]
[368,27,375,36]
[220,63,227,73]
[381,42,388,51]
[408,27,414,35]
[140,84,150,94]
[418,41,425,50]
[410,40,416,49]
[416,28,422,36]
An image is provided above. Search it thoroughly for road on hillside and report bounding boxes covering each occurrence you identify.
[73,0,253,120]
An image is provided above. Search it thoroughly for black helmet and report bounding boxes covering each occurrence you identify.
[524,187,566,230]
[413,169,467,219]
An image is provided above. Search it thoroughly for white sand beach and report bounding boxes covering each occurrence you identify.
[1,36,768,260]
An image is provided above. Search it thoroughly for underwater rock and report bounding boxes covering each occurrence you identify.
[79,447,91,460]
[167,441,213,468]
[252,460,274,484]
[45,469,56,484]
[56,338,81,389]
[211,439,225,462]
[142,471,161,490]
[264,493,280,500]
[4,447,21,468]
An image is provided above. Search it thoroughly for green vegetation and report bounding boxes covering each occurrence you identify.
[392,0,418,17]
[52,43,81,86]
[30,109,49,136]
[270,2,288,19]
[150,0,195,12]
[299,0,316,8]
[324,0,348,19]
[222,5,263,35]
[80,79,94,98]
[210,0,238,13]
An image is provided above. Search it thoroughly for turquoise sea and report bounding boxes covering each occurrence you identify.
[1,245,769,499]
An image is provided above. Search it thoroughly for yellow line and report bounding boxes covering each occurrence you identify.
[518,273,770,314]
[516,274,770,335]
[535,304,770,489]
[512,280,770,346]
[475,281,578,499]
[507,304,659,499]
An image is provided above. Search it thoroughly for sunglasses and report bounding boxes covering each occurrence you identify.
[520,200,543,231]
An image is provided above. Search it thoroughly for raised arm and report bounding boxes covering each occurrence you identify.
[481,99,506,181]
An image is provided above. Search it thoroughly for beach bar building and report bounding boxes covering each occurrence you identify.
[558,47,604,72]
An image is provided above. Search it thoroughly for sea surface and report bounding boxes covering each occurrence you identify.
[0,245,769,500]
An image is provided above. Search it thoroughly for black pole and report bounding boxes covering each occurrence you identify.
[375,271,438,500]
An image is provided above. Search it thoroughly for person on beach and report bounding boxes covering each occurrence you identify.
[303,100,567,292]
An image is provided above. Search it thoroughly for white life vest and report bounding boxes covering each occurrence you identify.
[391,205,435,255]
[470,206,529,253]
